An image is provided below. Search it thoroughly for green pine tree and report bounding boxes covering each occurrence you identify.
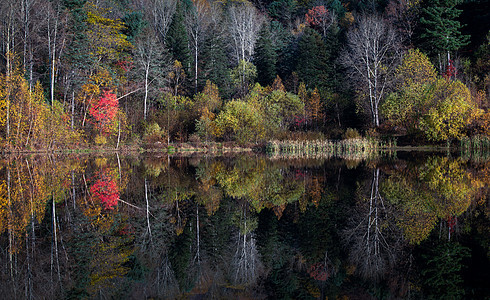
[254,24,278,86]
[419,0,470,63]
[200,32,231,97]
[166,2,191,76]
[122,11,146,43]
[296,27,330,91]
[63,0,90,77]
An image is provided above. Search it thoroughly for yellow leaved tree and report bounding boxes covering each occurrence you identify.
[0,55,79,149]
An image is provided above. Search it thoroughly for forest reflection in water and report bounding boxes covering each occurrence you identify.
[0,153,488,299]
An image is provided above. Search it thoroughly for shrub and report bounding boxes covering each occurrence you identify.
[144,122,167,144]
[95,134,107,145]
[343,128,361,139]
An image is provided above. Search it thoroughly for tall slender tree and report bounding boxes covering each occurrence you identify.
[254,24,277,86]
[227,0,264,64]
[166,2,191,76]
[419,0,470,70]
[142,0,176,44]
[133,28,169,120]
[340,14,400,127]
[296,27,330,91]
[185,0,211,93]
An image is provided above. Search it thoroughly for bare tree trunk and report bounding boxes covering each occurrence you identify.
[6,12,13,146]
[145,178,152,239]
[7,167,13,279]
[22,0,29,78]
[147,0,176,44]
[71,91,75,130]
[51,9,59,105]
[340,14,399,127]
[26,159,34,300]
[52,197,61,285]
[228,2,264,64]
[116,120,121,149]
[195,204,200,263]
[144,64,149,120]
[194,44,198,93]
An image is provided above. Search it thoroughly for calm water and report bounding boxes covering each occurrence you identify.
[0,153,488,299]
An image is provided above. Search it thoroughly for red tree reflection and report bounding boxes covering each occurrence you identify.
[308,262,329,281]
[90,172,119,210]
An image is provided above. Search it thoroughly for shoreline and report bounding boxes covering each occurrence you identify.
[0,144,462,156]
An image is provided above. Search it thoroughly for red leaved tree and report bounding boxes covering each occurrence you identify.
[305,6,336,38]
[444,59,456,80]
[89,90,119,135]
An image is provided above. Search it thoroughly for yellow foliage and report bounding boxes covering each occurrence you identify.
[0,60,80,149]
[78,68,115,105]
[396,49,437,89]
[214,100,266,143]
[85,2,132,63]
[0,158,80,254]
[420,157,478,217]
[382,173,437,244]
[420,79,476,141]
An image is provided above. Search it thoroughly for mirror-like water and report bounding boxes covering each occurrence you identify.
[0,153,488,299]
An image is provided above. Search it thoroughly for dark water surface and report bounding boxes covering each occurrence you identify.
[0,153,488,299]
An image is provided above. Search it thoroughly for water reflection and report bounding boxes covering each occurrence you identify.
[343,168,400,282]
[0,154,488,299]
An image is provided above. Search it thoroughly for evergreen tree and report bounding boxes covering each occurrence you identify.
[419,0,470,64]
[277,37,298,86]
[122,11,146,43]
[166,2,191,75]
[324,25,342,92]
[63,0,90,75]
[200,33,231,97]
[270,20,292,55]
[296,27,330,91]
[254,24,278,86]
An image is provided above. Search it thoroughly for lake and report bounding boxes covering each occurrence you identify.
[0,152,488,299]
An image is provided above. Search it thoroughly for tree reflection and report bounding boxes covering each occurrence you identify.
[382,156,483,244]
[382,168,438,245]
[0,156,80,298]
[420,157,481,240]
[420,241,470,299]
[343,168,399,281]
[230,202,263,286]
[0,154,487,299]
[90,171,119,210]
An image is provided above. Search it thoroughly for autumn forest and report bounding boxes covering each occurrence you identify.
[0,0,488,150]
[1,0,490,298]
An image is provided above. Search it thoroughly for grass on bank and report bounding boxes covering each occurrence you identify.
[460,135,490,161]
[265,138,383,159]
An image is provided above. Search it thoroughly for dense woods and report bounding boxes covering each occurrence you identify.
[0,0,488,149]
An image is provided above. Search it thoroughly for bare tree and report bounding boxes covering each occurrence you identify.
[227,1,264,65]
[0,0,17,144]
[185,0,211,93]
[340,14,400,127]
[20,0,33,86]
[46,1,67,105]
[385,0,419,45]
[133,28,169,120]
[143,0,177,44]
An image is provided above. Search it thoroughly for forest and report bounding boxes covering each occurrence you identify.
[0,0,489,150]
